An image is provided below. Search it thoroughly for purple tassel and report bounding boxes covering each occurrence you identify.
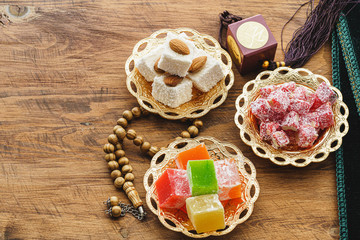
[283,0,357,68]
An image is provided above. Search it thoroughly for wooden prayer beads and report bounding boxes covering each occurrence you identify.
[103,106,203,219]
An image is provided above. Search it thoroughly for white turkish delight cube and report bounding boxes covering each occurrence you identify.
[151,75,193,108]
[135,46,163,82]
[187,49,225,92]
[158,33,195,77]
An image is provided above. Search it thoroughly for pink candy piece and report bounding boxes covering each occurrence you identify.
[260,122,280,141]
[316,82,337,104]
[288,99,311,114]
[297,125,319,148]
[278,82,296,93]
[259,85,277,98]
[292,86,308,101]
[300,112,320,129]
[271,130,290,148]
[251,98,272,121]
[308,93,323,111]
[155,168,191,209]
[316,103,334,129]
[214,159,242,201]
[281,111,300,131]
[268,90,290,113]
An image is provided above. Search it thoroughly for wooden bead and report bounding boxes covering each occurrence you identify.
[131,107,142,118]
[115,150,125,159]
[193,119,203,129]
[108,161,119,171]
[110,170,122,180]
[133,136,144,146]
[175,136,182,140]
[104,153,116,162]
[180,131,191,138]
[118,157,129,166]
[121,164,133,174]
[123,181,143,208]
[113,125,122,134]
[123,110,133,121]
[110,196,119,207]
[103,143,115,153]
[115,143,122,150]
[140,107,149,116]
[111,206,122,217]
[117,118,128,128]
[187,125,199,137]
[115,127,126,140]
[114,177,125,189]
[140,142,151,153]
[126,129,136,140]
[148,146,159,157]
[124,173,135,182]
[108,134,118,145]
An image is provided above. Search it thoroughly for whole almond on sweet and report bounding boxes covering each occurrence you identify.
[189,56,207,73]
[164,75,183,87]
[169,39,190,55]
[154,57,165,73]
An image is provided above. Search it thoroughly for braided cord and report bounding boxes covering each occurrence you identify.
[332,21,348,240]
[336,13,360,117]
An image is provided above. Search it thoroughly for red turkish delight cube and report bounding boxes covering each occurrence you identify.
[297,125,319,148]
[278,82,296,93]
[316,82,337,104]
[260,121,280,141]
[251,98,272,121]
[271,130,290,148]
[259,85,277,98]
[288,99,311,114]
[292,86,308,101]
[268,90,290,113]
[308,93,323,111]
[281,111,300,131]
[300,112,320,129]
[316,103,334,129]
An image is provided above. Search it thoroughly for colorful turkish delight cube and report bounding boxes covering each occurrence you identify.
[316,103,334,129]
[250,98,272,121]
[214,158,242,201]
[281,111,300,131]
[268,90,290,113]
[260,121,280,141]
[155,168,191,209]
[175,143,211,170]
[186,194,225,233]
[297,125,319,148]
[316,82,337,104]
[187,159,218,196]
[271,130,290,148]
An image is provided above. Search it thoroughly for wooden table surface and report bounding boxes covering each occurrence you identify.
[0,1,339,239]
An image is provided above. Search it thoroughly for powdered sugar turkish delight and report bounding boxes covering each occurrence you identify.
[250,81,337,149]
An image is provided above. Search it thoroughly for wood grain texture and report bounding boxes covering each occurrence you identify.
[0,1,339,239]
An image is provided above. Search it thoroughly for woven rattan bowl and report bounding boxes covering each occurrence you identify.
[234,67,349,167]
[143,136,259,238]
[125,28,234,120]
